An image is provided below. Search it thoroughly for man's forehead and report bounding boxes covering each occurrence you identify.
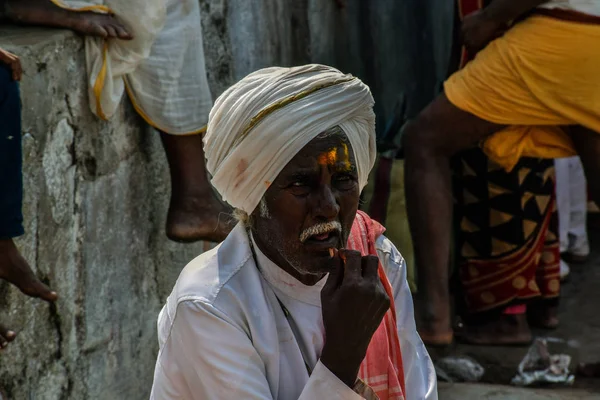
[302,129,353,157]
[279,131,356,174]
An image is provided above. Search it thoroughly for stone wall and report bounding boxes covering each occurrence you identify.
[0,1,453,398]
[0,28,210,399]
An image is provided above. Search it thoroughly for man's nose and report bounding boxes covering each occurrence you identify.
[314,185,339,220]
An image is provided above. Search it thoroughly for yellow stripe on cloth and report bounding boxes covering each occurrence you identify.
[445,14,600,171]
[49,0,112,13]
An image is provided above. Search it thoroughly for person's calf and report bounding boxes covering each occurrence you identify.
[160,132,234,243]
[403,119,455,346]
[403,95,505,346]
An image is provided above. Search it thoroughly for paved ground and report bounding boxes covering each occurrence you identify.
[439,383,599,399]
[430,225,600,398]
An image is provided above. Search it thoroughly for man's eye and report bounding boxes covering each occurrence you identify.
[292,181,306,187]
[335,174,357,189]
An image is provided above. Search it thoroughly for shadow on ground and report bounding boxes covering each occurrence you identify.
[429,227,600,398]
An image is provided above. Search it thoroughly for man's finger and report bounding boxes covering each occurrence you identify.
[340,249,362,282]
[361,255,379,278]
[323,250,343,294]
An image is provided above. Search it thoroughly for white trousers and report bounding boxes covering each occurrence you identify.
[555,156,589,256]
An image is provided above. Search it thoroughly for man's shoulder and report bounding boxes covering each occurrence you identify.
[375,234,404,266]
[375,234,407,290]
[169,224,260,307]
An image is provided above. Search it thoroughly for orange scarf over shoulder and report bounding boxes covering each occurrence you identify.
[347,211,406,399]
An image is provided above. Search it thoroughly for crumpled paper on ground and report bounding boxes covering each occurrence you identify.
[511,338,575,386]
[435,356,485,383]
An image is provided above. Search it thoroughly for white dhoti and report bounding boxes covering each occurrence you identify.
[555,156,589,257]
[53,0,213,134]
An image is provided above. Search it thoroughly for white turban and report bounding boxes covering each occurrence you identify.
[204,64,376,214]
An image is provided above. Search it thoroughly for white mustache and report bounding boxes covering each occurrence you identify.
[299,221,342,243]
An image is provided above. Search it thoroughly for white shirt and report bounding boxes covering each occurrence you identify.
[539,0,600,16]
[150,224,437,400]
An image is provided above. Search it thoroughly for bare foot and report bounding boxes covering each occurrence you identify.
[528,300,559,329]
[0,323,16,350]
[2,0,132,40]
[0,239,57,302]
[456,313,532,346]
[166,192,234,243]
[416,300,454,346]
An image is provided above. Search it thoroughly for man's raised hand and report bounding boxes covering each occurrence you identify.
[320,249,390,387]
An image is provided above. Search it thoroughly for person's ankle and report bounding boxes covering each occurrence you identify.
[0,238,15,250]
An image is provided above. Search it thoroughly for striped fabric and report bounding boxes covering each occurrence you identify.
[348,211,406,400]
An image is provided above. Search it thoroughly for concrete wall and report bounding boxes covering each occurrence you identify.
[0,1,453,398]
[201,0,454,134]
[0,28,210,399]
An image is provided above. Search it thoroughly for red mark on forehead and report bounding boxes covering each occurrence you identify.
[317,143,352,170]
[318,148,338,166]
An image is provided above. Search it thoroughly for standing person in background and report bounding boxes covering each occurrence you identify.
[403,0,600,345]
[446,0,561,346]
[555,156,589,280]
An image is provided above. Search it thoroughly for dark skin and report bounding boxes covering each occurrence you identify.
[449,0,556,346]
[0,53,57,350]
[461,0,547,53]
[1,0,132,40]
[0,0,223,244]
[0,0,131,350]
[405,0,600,346]
[160,132,234,243]
[252,132,390,387]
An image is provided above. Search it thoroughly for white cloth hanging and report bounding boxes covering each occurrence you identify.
[53,0,213,134]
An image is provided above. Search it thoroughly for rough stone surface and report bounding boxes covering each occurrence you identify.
[0,1,455,398]
[200,0,454,135]
[0,28,208,399]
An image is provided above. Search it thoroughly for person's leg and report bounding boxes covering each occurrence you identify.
[160,132,233,243]
[570,126,600,217]
[1,0,132,39]
[567,156,589,260]
[554,157,571,254]
[0,65,57,347]
[403,94,505,345]
[458,305,532,346]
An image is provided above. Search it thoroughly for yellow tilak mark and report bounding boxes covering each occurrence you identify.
[340,143,351,171]
[317,143,352,170]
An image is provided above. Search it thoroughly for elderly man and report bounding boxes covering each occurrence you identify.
[150,65,437,400]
